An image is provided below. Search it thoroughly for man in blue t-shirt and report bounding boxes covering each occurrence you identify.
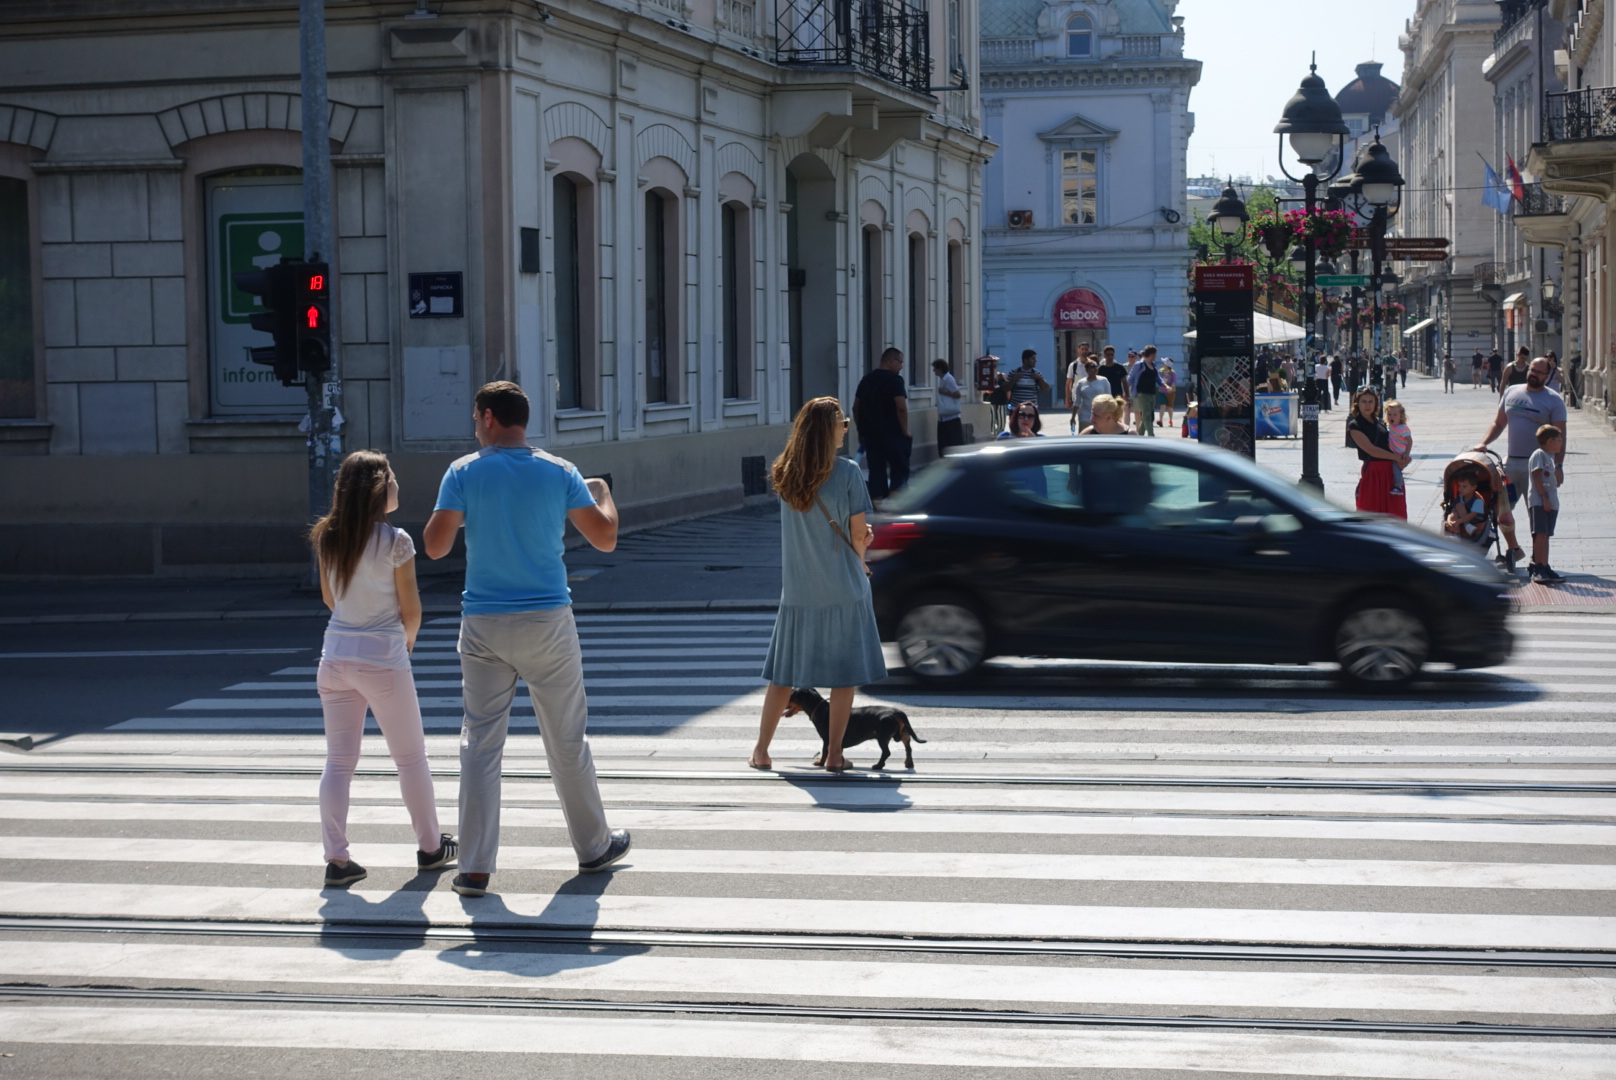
[424,381,630,897]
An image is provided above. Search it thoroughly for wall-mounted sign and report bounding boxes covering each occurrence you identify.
[1052,288,1107,329]
[1135,305,1152,316]
[408,271,464,319]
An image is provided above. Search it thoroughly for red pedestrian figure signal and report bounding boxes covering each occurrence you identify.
[305,306,321,329]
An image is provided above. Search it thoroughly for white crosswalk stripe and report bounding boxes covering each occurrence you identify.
[3,612,1612,1072]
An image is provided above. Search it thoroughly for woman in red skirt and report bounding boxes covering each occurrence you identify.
[1346,387,1409,518]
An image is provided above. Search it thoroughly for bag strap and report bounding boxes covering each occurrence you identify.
[814,494,871,576]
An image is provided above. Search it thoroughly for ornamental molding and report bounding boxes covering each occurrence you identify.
[155,93,357,150]
[981,67,1193,91]
[1036,111,1120,144]
[0,104,56,151]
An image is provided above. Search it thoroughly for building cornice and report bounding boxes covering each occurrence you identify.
[980,60,1200,93]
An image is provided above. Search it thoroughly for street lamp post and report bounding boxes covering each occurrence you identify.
[1338,133,1406,408]
[1208,183,1249,262]
[1274,60,1350,492]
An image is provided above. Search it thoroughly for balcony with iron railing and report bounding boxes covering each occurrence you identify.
[1495,0,1545,48]
[1513,181,1566,217]
[1472,261,1501,294]
[1532,84,1616,202]
[1544,85,1616,141]
[776,0,932,94]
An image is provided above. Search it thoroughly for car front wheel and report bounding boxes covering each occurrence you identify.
[896,597,988,684]
[1333,601,1429,691]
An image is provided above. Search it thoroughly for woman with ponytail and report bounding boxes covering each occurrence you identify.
[311,450,455,887]
[751,398,886,772]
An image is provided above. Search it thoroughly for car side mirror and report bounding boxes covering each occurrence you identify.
[1231,515,1267,541]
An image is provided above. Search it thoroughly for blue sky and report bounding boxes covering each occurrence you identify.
[1178,0,1416,182]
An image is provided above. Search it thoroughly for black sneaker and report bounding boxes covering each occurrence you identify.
[451,873,489,898]
[418,834,458,870]
[1538,564,1567,583]
[1529,563,1551,584]
[324,860,367,888]
[578,829,632,874]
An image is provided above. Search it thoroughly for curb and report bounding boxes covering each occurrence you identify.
[0,599,782,626]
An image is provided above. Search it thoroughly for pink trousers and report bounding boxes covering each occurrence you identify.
[317,659,442,864]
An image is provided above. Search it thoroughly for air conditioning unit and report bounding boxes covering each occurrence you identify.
[1008,210,1033,229]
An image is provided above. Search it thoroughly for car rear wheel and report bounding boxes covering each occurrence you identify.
[1333,600,1429,691]
[896,597,988,684]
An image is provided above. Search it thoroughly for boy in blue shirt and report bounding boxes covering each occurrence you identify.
[424,382,630,896]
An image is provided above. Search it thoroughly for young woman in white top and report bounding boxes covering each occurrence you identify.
[311,450,455,887]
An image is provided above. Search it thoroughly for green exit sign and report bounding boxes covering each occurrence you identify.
[1315,274,1370,287]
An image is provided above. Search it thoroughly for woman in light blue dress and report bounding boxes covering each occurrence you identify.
[752,397,887,772]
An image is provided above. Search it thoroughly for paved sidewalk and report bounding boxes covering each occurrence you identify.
[1246,372,1616,606]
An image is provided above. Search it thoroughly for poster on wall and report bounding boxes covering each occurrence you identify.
[205,175,308,416]
[1192,265,1255,458]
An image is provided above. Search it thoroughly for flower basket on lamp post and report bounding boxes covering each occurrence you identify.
[1284,207,1355,259]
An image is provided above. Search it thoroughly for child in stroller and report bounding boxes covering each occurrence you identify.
[1441,449,1514,561]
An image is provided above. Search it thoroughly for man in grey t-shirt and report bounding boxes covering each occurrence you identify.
[1474,356,1567,563]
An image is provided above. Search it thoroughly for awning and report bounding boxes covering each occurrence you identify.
[1502,291,1528,307]
[1183,313,1307,345]
[1402,317,1438,337]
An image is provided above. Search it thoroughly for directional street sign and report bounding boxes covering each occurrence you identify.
[1315,274,1370,287]
[1347,230,1451,251]
[1392,252,1452,262]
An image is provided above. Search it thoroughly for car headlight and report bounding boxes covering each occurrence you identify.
[1392,541,1503,584]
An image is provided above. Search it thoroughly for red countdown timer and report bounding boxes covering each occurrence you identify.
[307,274,325,292]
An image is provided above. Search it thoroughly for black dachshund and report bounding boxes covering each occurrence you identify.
[782,687,926,770]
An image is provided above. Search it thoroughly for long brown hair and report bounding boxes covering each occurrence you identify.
[309,450,392,596]
[771,397,844,512]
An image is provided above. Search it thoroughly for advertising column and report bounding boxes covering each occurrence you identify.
[1192,265,1256,458]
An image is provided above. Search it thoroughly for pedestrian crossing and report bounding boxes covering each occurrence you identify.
[99,612,1616,771]
[2,612,1613,1074]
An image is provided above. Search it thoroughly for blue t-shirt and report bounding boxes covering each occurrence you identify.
[435,446,596,614]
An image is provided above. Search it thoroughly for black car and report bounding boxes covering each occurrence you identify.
[868,437,1513,690]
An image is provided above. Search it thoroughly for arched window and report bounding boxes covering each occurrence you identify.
[1066,13,1092,57]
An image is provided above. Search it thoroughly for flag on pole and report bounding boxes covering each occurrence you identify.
[1506,155,1527,201]
[1481,157,1513,213]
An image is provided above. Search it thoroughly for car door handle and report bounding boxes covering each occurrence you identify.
[1254,548,1290,557]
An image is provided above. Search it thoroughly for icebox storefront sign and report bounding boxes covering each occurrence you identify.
[1052,288,1107,329]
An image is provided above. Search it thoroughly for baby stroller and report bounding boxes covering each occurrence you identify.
[1440,448,1515,567]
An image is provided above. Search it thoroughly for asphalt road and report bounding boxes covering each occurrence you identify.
[0,606,1612,1078]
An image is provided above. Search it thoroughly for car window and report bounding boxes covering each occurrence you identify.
[884,458,960,513]
[1000,461,1084,511]
[1096,460,1300,535]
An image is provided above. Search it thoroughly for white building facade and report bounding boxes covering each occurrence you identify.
[0,0,992,574]
[977,0,1199,405]
[1390,0,1501,364]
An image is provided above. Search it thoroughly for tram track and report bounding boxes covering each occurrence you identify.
[0,984,1609,1039]
[2,762,1613,793]
[3,916,1611,969]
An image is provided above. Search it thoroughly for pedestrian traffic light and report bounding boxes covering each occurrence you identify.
[295,262,332,377]
[232,260,301,386]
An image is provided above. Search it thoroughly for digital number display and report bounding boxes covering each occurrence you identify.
[307,274,326,292]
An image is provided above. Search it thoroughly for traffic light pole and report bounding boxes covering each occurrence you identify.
[301,0,341,575]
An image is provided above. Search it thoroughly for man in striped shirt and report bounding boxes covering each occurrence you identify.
[1004,349,1049,427]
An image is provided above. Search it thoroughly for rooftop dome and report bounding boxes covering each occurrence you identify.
[1333,61,1400,127]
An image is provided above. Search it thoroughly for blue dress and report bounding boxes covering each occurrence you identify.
[760,457,888,688]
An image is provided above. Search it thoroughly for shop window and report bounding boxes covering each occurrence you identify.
[644,189,677,404]
[0,177,33,418]
[908,233,927,384]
